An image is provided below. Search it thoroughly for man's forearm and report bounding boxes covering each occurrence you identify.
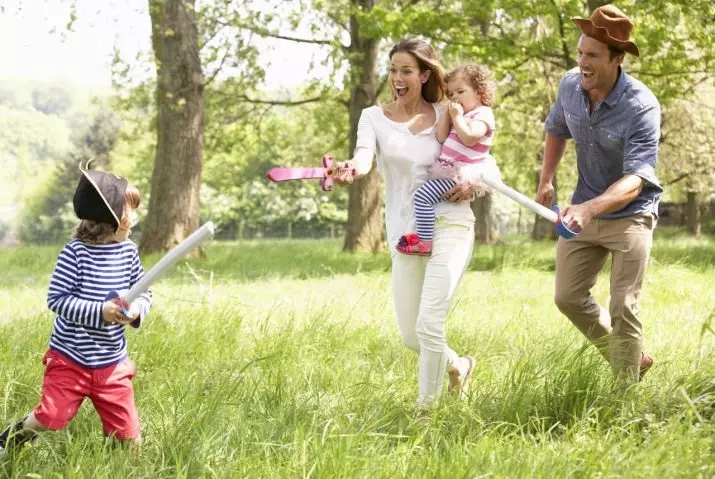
[540,134,567,184]
[584,174,645,217]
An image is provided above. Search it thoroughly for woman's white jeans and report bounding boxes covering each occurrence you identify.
[391,219,475,407]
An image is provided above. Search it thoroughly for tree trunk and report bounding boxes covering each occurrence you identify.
[141,0,204,255]
[343,0,383,253]
[686,191,702,238]
[472,192,495,244]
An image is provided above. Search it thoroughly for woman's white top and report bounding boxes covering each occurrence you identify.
[353,103,475,251]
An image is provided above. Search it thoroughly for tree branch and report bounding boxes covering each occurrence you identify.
[629,69,715,78]
[375,75,390,101]
[252,30,334,46]
[203,48,230,87]
[236,95,326,106]
[550,2,577,70]
[663,173,691,186]
[199,19,227,51]
[326,12,349,34]
[225,20,336,47]
[216,104,262,125]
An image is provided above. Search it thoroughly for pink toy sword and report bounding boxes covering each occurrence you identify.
[266,153,356,191]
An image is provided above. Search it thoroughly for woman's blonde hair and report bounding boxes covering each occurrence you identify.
[389,38,446,103]
[74,183,141,244]
[445,64,496,107]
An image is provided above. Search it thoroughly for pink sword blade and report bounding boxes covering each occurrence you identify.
[266,167,326,182]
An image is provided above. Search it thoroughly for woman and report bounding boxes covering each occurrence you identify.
[343,38,479,409]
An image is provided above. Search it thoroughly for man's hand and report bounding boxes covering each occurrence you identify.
[560,204,594,233]
[535,181,555,208]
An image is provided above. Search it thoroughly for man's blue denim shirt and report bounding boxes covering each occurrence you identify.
[545,67,663,218]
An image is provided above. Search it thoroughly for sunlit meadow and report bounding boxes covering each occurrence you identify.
[1,230,713,477]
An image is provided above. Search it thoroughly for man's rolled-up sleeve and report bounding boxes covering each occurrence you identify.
[544,84,572,139]
[623,103,661,187]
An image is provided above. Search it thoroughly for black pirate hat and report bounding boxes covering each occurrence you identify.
[72,161,128,230]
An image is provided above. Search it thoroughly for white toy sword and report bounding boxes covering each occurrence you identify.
[476,173,577,238]
[107,221,216,316]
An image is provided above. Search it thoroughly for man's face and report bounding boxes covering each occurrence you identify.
[577,34,623,94]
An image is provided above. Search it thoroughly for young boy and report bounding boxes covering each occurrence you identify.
[0,165,152,459]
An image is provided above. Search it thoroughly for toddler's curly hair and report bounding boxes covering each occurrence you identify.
[445,63,495,107]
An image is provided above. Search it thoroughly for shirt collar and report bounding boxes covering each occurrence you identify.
[603,68,627,107]
[574,67,628,108]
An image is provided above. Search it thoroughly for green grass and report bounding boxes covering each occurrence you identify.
[1,229,714,478]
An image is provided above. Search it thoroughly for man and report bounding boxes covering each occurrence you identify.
[536,5,662,383]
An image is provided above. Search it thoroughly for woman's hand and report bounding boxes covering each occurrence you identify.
[333,161,357,187]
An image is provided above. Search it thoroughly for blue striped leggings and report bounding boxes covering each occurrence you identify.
[414,178,456,240]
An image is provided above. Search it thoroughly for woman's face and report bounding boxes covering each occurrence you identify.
[447,75,481,113]
[390,51,430,104]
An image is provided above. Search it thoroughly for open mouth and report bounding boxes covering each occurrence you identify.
[395,86,408,97]
[581,70,595,81]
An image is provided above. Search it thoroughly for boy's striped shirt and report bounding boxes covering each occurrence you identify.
[440,106,496,165]
[47,239,152,368]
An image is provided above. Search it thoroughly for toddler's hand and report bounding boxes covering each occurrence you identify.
[448,101,463,118]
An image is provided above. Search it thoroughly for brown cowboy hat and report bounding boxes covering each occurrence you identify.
[572,5,639,57]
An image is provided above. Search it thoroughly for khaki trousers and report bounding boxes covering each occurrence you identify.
[555,214,655,382]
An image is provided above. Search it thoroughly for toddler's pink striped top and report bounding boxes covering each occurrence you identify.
[439,106,495,165]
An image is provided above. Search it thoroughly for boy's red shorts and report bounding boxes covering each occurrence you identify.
[33,349,140,440]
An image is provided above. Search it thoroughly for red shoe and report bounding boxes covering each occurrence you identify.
[640,353,654,380]
[397,233,432,256]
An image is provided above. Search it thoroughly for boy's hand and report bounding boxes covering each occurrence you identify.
[103,299,138,326]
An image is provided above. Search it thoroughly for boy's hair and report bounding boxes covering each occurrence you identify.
[74,183,141,243]
[445,64,496,107]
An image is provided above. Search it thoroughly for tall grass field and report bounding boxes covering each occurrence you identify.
[1,230,713,478]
